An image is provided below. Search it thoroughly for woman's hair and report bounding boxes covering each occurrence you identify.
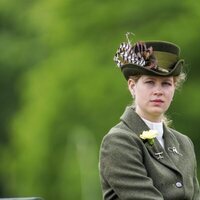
[128,72,186,126]
[173,72,186,90]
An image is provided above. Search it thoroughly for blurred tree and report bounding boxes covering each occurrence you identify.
[0,0,199,199]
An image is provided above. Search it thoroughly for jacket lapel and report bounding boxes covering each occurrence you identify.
[144,137,180,173]
[120,106,181,173]
[163,125,182,170]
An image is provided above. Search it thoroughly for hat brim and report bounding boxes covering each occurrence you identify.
[121,59,184,80]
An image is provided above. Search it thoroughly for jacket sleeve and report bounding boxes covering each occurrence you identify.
[193,168,200,200]
[190,141,200,200]
[99,128,164,200]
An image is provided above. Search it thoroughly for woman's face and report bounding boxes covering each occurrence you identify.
[128,75,175,122]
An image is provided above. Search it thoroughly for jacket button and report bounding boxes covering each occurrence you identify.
[176,182,183,188]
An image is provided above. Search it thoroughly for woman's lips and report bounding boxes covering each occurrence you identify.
[150,99,164,106]
[151,99,164,103]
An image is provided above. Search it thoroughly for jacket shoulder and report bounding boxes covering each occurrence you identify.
[102,122,141,145]
[168,127,195,149]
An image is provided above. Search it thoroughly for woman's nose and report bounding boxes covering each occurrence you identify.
[153,85,163,95]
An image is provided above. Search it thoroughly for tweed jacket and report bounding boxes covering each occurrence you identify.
[99,106,200,200]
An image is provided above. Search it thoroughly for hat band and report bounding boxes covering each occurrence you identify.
[154,51,178,70]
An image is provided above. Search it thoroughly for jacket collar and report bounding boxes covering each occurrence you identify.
[120,105,182,173]
[120,105,150,135]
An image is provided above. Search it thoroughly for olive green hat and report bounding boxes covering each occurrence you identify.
[114,33,184,80]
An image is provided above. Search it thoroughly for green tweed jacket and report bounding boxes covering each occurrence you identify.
[99,106,200,200]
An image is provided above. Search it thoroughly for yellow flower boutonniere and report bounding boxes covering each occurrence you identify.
[140,130,158,146]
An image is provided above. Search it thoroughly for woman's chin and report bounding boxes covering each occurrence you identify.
[149,107,166,117]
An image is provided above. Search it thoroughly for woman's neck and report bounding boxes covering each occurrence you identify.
[135,108,163,123]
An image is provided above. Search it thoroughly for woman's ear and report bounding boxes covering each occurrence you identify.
[128,79,136,97]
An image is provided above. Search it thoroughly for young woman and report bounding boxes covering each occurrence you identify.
[99,34,200,200]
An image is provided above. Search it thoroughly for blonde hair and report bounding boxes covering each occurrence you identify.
[173,72,186,90]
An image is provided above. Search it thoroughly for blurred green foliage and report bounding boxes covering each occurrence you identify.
[0,0,200,199]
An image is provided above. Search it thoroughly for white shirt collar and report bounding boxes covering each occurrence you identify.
[141,117,164,147]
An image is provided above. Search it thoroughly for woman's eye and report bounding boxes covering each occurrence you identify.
[145,81,154,84]
[163,82,172,86]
